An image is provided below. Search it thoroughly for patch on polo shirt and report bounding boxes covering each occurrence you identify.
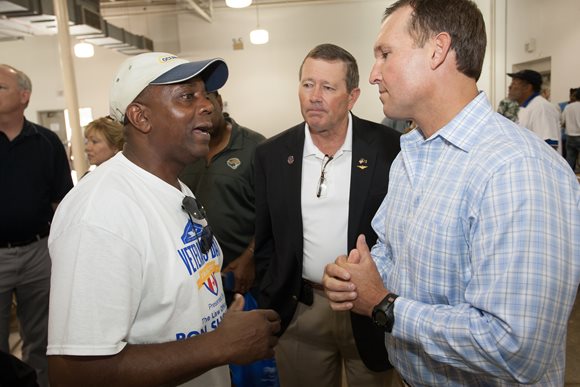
[226,157,241,170]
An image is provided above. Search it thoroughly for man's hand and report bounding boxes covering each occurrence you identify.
[216,294,280,365]
[223,252,255,294]
[324,234,389,316]
[323,254,357,311]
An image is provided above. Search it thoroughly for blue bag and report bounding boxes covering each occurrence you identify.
[229,293,280,387]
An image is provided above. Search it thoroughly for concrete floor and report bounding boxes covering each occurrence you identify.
[8,288,580,385]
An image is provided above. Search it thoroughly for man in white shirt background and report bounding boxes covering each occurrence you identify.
[562,87,580,172]
[507,69,562,153]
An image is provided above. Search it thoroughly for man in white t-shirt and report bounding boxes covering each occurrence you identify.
[562,88,580,172]
[507,69,561,153]
[47,52,280,386]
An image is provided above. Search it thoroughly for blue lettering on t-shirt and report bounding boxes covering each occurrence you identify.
[177,246,195,275]
[177,219,218,275]
[175,311,225,341]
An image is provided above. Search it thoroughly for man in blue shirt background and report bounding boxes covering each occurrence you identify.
[324,0,580,386]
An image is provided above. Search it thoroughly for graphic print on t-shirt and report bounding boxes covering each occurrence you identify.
[174,218,226,341]
[178,219,221,295]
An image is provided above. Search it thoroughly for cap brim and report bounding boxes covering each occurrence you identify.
[150,58,228,92]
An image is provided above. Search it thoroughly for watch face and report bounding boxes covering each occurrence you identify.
[374,309,388,326]
[373,294,398,332]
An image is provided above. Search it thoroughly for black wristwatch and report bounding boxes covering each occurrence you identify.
[372,293,398,332]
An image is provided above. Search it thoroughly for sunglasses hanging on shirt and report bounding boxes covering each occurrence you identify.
[316,154,333,198]
[182,196,214,254]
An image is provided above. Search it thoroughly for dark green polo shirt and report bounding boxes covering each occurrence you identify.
[180,117,266,267]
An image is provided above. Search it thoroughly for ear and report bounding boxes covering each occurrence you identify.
[525,83,535,94]
[20,89,31,106]
[125,102,152,134]
[215,93,224,111]
[347,87,361,110]
[431,32,452,70]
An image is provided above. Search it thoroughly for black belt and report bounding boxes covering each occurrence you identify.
[0,227,50,248]
[303,278,324,291]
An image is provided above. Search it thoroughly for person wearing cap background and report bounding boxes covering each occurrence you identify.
[507,69,562,153]
[46,52,281,387]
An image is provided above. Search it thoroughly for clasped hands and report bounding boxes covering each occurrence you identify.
[322,234,390,317]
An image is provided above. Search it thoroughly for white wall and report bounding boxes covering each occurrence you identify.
[2,0,579,140]
[177,0,393,137]
[176,0,503,137]
[504,0,580,106]
[1,35,126,121]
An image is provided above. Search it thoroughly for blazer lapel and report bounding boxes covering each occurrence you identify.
[348,117,377,248]
[284,125,306,256]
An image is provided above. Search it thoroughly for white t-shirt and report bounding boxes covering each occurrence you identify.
[48,153,229,386]
[562,101,580,136]
[518,94,561,151]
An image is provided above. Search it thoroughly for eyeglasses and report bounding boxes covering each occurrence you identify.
[182,196,214,254]
[316,154,333,198]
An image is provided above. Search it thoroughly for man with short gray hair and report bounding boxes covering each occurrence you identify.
[255,43,401,386]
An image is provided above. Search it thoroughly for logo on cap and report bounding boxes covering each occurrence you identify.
[160,55,177,63]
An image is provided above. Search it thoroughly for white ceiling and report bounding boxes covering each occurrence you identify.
[0,0,331,42]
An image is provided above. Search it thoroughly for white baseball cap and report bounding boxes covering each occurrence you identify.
[109,52,228,122]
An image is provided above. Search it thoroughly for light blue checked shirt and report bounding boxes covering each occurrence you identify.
[371,92,580,386]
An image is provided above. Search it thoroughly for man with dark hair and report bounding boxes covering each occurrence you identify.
[180,90,265,299]
[324,1,580,386]
[255,43,401,386]
[508,69,561,151]
[47,52,280,387]
[0,64,73,387]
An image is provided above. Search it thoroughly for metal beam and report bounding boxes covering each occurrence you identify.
[182,0,212,23]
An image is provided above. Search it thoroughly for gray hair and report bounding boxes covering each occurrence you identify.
[0,64,32,92]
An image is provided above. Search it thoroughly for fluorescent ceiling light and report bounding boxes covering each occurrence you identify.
[226,0,252,8]
[74,42,94,58]
[250,29,269,45]
[249,1,268,45]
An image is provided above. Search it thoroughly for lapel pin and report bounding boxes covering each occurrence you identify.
[288,155,294,165]
[357,158,368,170]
